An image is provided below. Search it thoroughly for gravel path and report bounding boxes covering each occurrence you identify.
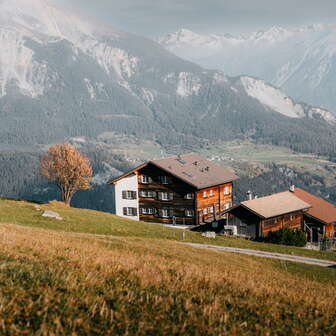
[186,243,336,267]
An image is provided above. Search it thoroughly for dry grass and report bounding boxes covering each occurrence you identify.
[0,224,335,335]
[1,198,336,262]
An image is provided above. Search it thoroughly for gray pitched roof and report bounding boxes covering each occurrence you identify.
[241,191,311,219]
[108,153,238,189]
[150,153,238,189]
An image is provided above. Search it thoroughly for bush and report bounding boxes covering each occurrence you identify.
[266,228,307,247]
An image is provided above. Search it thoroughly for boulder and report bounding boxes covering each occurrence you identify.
[42,211,63,221]
[202,231,216,239]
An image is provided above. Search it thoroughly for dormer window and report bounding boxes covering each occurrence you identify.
[203,191,207,198]
[209,190,214,197]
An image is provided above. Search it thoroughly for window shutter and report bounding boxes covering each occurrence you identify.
[169,193,174,201]
[122,191,127,199]
[158,192,162,201]
[123,208,127,216]
[170,209,174,217]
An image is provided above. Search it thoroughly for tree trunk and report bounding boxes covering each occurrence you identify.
[61,190,72,207]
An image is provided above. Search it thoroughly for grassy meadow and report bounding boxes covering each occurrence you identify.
[0,199,335,335]
[1,198,336,262]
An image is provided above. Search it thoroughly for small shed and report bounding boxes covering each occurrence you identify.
[220,191,311,239]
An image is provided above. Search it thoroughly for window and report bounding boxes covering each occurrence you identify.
[209,190,214,197]
[140,175,152,184]
[185,193,194,199]
[123,207,138,217]
[139,190,156,198]
[223,186,231,195]
[141,208,155,215]
[185,209,194,217]
[159,176,171,184]
[209,207,214,214]
[223,202,231,210]
[203,208,208,215]
[158,192,173,201]
[161,209,172,218]
[290,215,294,221]
[122,191,137,200]
[203,191,208,198]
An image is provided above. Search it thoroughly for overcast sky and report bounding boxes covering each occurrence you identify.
[57,0,336,37]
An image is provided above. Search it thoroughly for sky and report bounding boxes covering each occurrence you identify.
[56,0,336,37]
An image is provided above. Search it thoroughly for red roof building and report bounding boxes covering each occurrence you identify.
[291,187,336,240]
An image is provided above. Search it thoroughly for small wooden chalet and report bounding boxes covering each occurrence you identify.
[291,187,336,241]
[107,153,239,225]
[221,191,311,239]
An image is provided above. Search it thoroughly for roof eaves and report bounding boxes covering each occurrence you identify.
[239,204,266,219]
[304,213,331,226]
[107,163,148,185]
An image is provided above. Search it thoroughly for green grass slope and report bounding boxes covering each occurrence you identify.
[1,198,335,262]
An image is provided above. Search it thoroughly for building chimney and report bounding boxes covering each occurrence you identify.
[246,190,253,201]
[289,185,295,193]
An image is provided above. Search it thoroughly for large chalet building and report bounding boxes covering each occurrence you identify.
[108,153,238,225]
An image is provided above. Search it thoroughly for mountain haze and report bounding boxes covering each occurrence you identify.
[160,25,336,112]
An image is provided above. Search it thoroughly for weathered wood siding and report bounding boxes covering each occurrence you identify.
[138,164,196,225]
[227,207,260,239]
[261,212,303,237]
[196,183,233,224]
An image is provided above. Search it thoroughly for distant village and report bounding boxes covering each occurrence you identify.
[109,153,336,248]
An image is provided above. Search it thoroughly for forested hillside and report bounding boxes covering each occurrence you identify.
[0,0,336,208]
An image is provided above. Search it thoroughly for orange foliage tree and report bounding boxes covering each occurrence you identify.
[40,143,93,206]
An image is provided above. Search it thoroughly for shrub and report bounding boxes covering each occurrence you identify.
[266,228,307,247]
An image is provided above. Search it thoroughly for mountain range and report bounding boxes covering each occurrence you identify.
[0,0,336,208]
[159,25,336,113]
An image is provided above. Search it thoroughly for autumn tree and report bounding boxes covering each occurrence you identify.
[40,143,93,206]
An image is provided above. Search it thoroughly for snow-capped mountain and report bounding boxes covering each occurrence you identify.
[0,0,335,155]
[159,25,336,112]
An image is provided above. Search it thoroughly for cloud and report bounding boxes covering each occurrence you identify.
[57,0,336,36]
